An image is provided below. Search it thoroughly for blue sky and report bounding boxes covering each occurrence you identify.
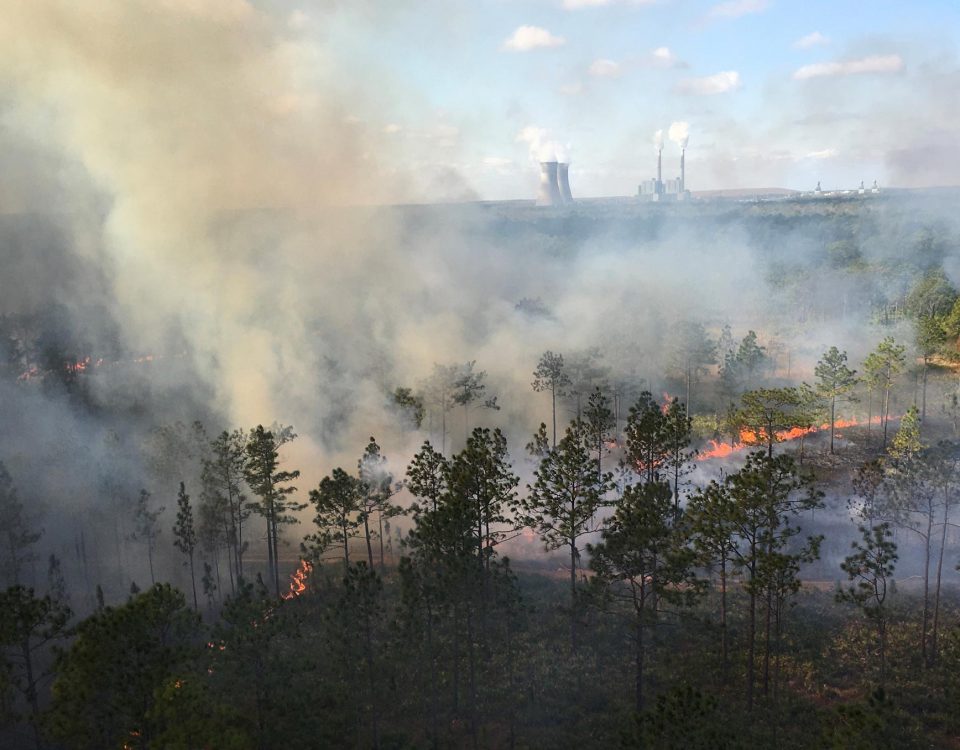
[304,0,960,200]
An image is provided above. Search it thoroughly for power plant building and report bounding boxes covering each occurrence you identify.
[638,147,690,201]
[536,161,574,206]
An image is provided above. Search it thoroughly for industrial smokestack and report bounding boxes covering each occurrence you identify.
[680,148,685,193]
[536,161,563,206]
[557,163,573,203]
[657,147,662,190]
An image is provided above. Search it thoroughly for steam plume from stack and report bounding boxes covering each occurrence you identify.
[668,121,690,150]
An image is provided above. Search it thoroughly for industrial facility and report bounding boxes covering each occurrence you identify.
[638,144,690,201]
[536,161,574,206]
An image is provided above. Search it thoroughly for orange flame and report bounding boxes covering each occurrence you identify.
[698,415,895,461]
[281,559,312,600]
[661,392,675,415]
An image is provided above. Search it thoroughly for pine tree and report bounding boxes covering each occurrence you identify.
[173,481,199,611]
[583,386,615,479]
[515,419,613,650]
[668,320,717,416]
[0,585,71,750]
[244,425,303,597]
[815,346,859,454]
[588,480,699,712]
[131,489,164,586]
[624,391,668,484]
[358,437,402,571]
[202,429,249,585]
[0,462,42,587]
[304,468,363,570]
[722,451,823,710]
[532,350,571,447]
[405,440,449,514]
[864,337,906,451]
[661,397,695,516]
[687,481,739,678]
[837,523,898,681]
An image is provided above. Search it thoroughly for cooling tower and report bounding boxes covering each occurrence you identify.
[557,163,573,203]
[536,161,563,206]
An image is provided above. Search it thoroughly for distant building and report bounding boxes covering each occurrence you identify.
[638,147,689,201]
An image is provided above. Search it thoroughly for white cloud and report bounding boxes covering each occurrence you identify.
[383,123,402,134]
[707,0,769,19]
[804,149,838,159]
[502,26,566,51]
[793,54,904,80]
[677,70,741,95]
[563,0,657,8]
[650,46,679,67]
[588,59,621,77]
[793,31,829,49]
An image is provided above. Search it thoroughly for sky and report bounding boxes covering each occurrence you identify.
[299,0,960,200]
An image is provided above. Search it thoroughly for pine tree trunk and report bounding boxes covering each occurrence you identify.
[932,500,949,664]
[427,603,439,749]
[635,615,645,713]
[378,510,385,573]
[189,551,198,610]
[747,569,756,711]
[364,513,374,570]
[365,609,381,750]
[879,616,887,683]
[271,514,281,598]
[720,557,728,680]
[21,638,41,750]
[830,395,836,454]
[466,604,479,749]
[551,386,557,448]
[882,386,891,451]
[763,586,772,697]
[452,603,461,714]
[569,531,578,653]
[264,512,275,595]
[921,514,932,667]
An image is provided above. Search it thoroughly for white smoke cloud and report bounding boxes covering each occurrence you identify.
[653,129,664,151]
[793,54,904,80]
[517,126,570,163]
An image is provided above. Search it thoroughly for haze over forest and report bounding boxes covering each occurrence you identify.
[3,2,960,749]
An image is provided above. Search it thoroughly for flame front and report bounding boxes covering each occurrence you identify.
[281,559,312,600]
[698,415,891,461]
